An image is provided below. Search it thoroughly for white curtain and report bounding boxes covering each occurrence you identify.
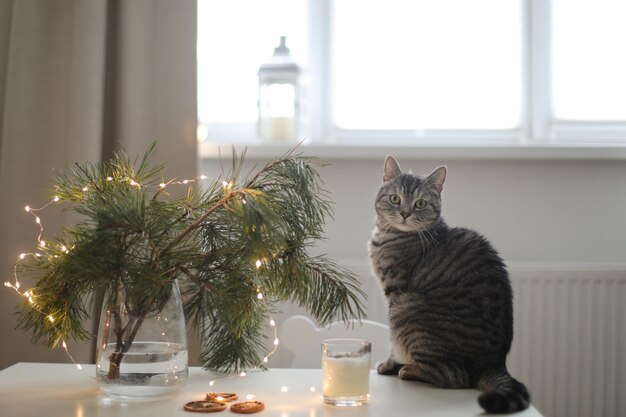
[0,0,197,369]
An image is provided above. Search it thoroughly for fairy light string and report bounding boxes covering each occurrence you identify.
[5,173,285,387]
[5,197,87,374]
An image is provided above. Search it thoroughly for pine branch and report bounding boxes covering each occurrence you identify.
[13,142,367,373]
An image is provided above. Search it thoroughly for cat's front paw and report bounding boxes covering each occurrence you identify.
[398,365,421,381]
[377,359,402,375]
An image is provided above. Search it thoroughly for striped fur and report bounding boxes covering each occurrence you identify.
[369,156,530,414]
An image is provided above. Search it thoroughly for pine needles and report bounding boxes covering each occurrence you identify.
[15,143,366,372]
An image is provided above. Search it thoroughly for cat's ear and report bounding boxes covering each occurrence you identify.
[383,155,402,182]
[426,165,447,192]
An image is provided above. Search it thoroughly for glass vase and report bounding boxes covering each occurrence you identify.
[95,279,188,398]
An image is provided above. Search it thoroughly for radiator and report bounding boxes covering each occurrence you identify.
[508,267,626,417]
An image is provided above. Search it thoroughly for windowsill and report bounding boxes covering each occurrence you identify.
[199,140,626,160]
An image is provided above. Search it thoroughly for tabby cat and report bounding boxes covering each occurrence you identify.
[369,156,530,414]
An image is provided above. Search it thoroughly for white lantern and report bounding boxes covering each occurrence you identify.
[258,36,299,142]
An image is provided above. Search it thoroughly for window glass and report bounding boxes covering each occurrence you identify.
[197,0,308,125]
[551,0,626,121]
[331,0,523,130]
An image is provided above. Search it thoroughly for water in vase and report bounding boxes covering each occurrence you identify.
[96,341,188,398]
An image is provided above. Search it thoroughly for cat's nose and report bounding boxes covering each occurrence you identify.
[400,211,411,219]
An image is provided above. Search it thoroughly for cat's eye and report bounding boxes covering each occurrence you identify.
[414,199,427,209]
[389,194,401,204]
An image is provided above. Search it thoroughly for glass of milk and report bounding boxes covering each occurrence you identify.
[321,339,371,406]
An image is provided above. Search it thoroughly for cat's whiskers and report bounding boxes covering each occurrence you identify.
[376,219,395,236]
[381,218,394,232]
[419,229,434,257]
[415,229,428,257]
[421,226,437,249]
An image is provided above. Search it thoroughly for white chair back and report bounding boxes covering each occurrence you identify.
[278,315,391,369]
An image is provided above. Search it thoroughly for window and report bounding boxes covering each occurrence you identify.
[197,0,626,146]
[332,0,522,131]
[197,0,308,139]
[551,0,626,141]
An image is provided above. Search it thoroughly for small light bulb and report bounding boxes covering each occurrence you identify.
[82,186,88,192]
[130,180,138,186]
[53,196,60,202]
[209,380,215,387]
[107,177,113,181]
[222,181,229,188]
[159,183,166,188]
[48,315,54,323]
[76,364,83,370]
[60,245,67,252]
[246,394,255,400]
[200,175,207,180]
[274,338,279,346]
[4,282,10,287]
[19,253,26,260]
[310,387,316,392]
[40,240,46,247]
[240,371,247,377]
[263,357,268,363]
[270,319,276,327]
[257,293,263,300]
[183,180,189,184]
[62,341,67,349]
[255,260,262,269]
[24,205,30,212]
[281,386,288,393]
[35,217,41,224]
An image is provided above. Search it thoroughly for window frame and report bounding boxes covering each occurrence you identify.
[198,0,626,154]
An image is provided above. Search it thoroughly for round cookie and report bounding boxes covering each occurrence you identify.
[230,400,265,414]
[206,392,239,403]
[184,400,227,413]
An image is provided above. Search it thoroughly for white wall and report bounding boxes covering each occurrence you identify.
[201,153,626,267]
[309,157,626,264]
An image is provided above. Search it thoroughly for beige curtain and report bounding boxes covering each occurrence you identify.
[0,0,197,370]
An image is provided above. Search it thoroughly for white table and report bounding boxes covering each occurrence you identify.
[0,363,543,416]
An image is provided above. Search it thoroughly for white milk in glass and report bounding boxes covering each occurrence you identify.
[322,339,371,406]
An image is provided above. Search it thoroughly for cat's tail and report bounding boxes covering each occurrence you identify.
[476,367,530,414]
